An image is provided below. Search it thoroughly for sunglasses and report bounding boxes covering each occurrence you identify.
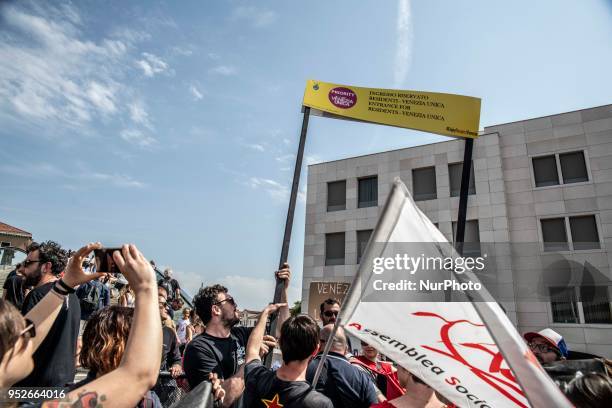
[20,319,36,340]
[214,296,236,307]
[323,310,338,318]
[528,342,557,354]
[22,259,45,268]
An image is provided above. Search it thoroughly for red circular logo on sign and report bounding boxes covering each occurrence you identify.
[328,87,357,109]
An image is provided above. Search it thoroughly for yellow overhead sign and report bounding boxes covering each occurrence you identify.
[302,80,481,139]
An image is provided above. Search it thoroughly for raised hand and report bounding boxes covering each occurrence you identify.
[112,244,156,293]
[62,242,105,288]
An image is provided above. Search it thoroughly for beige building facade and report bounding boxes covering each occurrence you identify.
[302,104,612,357]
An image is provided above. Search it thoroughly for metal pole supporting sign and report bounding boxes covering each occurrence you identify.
[264,106,311,367]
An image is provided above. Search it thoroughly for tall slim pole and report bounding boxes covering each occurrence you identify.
[454,138,474,255]
[264,106,310,367]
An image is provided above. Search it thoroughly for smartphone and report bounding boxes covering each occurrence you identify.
[94,248,121,274]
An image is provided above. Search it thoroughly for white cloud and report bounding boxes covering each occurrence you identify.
[87,81,117,114]
[0,162,146,189]
[248,177,290,202]
[171,272,300,310]
[0,162,64,178]
[244,143,265,152]
[305,155,323,166]
[120,129,157,147]
[394,0,413,88]
[209,65,238,76]
[207,52,220,60]
[110,28,151,44]
[298,186,307,204]
[172,46,193,56]
[275,154,295,163]
[137,52,169,77]
[0,3,150,130]
[83,172,147,188]
[189,85,203,101]
[128,100,151,127]
[232,6,278,28]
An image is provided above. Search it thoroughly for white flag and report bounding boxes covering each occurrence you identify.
[339,179,571,408]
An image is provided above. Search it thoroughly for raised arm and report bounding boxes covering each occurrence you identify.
[246,303,286,364]
[273,263,291,339]
[26,243,104,352]
[45,244,161,408]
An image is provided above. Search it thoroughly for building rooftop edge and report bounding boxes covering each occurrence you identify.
[307,103,611,167]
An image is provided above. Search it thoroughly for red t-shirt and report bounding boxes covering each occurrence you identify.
[353,356,405,400]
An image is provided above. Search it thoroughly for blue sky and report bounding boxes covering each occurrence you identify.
[1,0,611,309]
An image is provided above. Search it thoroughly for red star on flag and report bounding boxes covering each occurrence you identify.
[261,393,284,408]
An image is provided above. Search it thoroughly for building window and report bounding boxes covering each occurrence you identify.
[533,155,559,187]
[358,176,378,208]
[327,180,346,212]
[541,218,569,251]
[581,286,612,324]
[541,215,600,252]
[412,167,437,201]
[560,151,588,184]
[550,287,579,323]
[448,162,475,197]
[569,215,600,250]
[356,230,373,264]
[532,151,589,188]
[452,220,480,255]
[550,286,612,324]
[325,232,345,266]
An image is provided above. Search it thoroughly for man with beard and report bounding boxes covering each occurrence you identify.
[17,241,81,387]
[183,264,291,408]
[320,297,354,355]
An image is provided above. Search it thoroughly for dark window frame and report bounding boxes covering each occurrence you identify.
[540,215,601,252]
[532,150,589,188]
[325,232,346,266]
[356,229,373,264]
[358,176,378,208]
[448,161,476,197]
[327,180,347,212]
[559,151,589,184]
[412,166,437,201]
[541,217,569,252]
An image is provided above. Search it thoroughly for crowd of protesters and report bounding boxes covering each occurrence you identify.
[1,241,612,407]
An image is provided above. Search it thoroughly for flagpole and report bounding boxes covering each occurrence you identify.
[454,138,474,255]
[264,106,311,367]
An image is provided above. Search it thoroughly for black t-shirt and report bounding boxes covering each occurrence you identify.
[3,271,25,310]
[161,326,182,371]
[183,326,253,388]
[17,282,81,387]
[244,359,333,408]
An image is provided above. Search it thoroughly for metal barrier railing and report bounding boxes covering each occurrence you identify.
[156,371,190,408]
[164,376,214,408]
